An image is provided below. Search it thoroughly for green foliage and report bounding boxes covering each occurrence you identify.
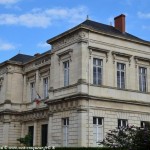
[17,134,32,146]
[99,125,150,150]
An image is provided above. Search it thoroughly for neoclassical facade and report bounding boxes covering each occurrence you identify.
[0,14,150,147]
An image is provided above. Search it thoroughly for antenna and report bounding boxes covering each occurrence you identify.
[86,15,89,20]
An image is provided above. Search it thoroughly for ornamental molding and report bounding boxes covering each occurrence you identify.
[134,56,150,67]
[52,31,88,50]
[24,57,51,73]
[49,100,79,113]
[112,51,132,65]
[57,49,73,64]
[88,46,110,62]
[21,109,49,122]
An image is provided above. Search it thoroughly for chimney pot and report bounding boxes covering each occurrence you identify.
[114,14,125,33]
[34,53,40,57]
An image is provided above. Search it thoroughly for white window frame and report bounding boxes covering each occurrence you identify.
[30,82,35,101]
[63,61,69,87]
[118,119,128,129]
[141,121,150,128]
[62,118,69,146]
[93,58,103,85]
[43,77,49,99]
[93,117,104,146]
[139,67,147,92]
[117,63,126,89]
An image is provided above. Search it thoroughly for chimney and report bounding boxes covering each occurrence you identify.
[114,14,125,33]
[34,53,40,57]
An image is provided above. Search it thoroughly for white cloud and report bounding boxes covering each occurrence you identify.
[138,12,150,19]
[0,6,88,28]
[37,42,49,49]
[0,39,16,51]
[0,0,20,5]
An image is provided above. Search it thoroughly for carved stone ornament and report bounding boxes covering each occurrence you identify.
[88,46,110,62]
[57,49,73,65]
[134,56,150,68]
[112,51,132,65]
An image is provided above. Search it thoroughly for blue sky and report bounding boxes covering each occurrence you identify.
[0,0,150,63]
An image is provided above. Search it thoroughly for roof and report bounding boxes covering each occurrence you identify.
[9,54,34,63]
[47,19,150,45]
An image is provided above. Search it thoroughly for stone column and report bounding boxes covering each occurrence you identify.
[48,113,53,146]
[78,109,87,147]
[23,75,27,102]
[33,121,37,146]
[35,70,39,95]
[2,122,10,146]
[21,123,25,138]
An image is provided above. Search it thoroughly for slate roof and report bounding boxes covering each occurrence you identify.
[47,19,150,45]
[9,54,34,63]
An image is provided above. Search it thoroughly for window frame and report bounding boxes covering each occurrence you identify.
[93,58,103,85]
[62,117,69,146]
[63,61,69,87]
[118,119,128,129]
[141,121,150,129]
[30,82,35,101]
[43,77,49,99]
[139,67,147,92]
[93,117,104,146]
[117,63,126,89]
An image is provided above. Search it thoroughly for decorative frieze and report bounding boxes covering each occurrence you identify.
[52,31,88,50]
[49,100,79,112]
[21,109,49,122]
[24,56,51,72]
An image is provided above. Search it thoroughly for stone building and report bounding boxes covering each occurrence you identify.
[0,14,150,147]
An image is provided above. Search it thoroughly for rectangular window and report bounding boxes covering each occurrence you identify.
[41,124,48,146]
[139,67,147,92]
[62,118,69,146]
[141,121,150,129]
[28,126,34,146]
[93,58,103,85]
[118,119,128,128]
[93,117,103,146]
[30,82,35,101]
[43,77,48,98]
[64,61,69,86]
[117,63,125,89]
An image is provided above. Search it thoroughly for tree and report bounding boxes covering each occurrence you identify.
[17,134,32,146]
[99,126,150,150]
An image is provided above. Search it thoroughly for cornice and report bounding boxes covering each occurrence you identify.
[47,25,150,47]
[46,93,150,107]
[90,39,150,55]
